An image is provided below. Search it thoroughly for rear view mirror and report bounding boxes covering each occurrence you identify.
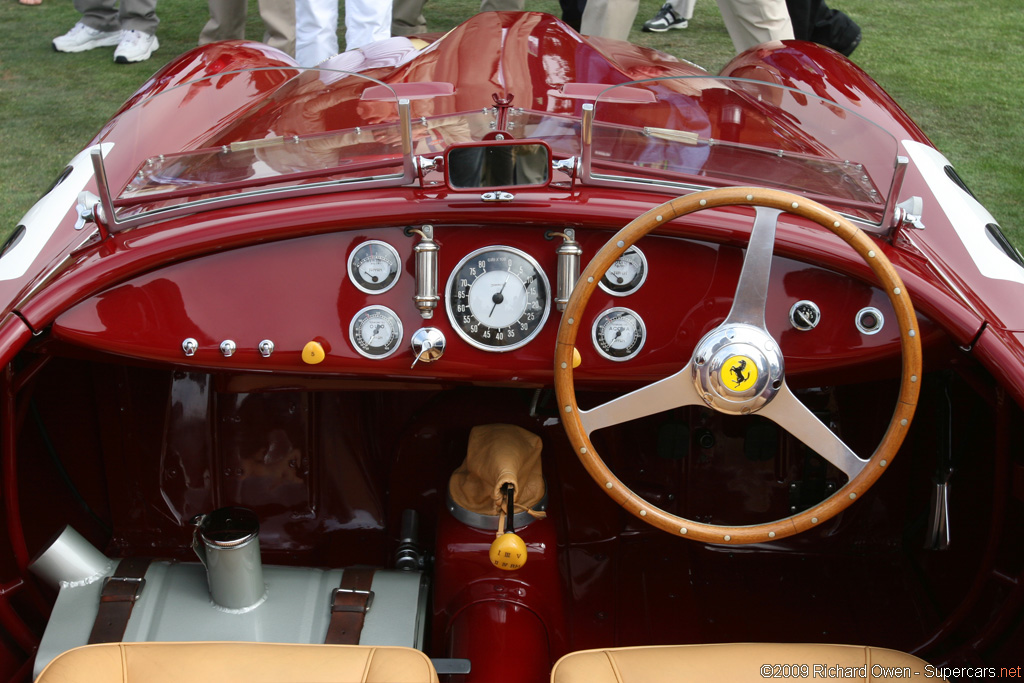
[445,140,551,190]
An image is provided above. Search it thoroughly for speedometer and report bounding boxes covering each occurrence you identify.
[445,246,551,352]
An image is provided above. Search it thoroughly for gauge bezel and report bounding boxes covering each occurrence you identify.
[444,245,552,352]
[598,245,648,297]
[855,306,885,335]
[788,299,821,331]
[349,305,404,359]
[348,239,401,294]
[592,307,647,362]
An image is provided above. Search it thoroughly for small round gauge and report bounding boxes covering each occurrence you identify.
[789,300,821,331]
[350,305,404,359]
[592,307,646,361]
[599,246,648,296]
[446,246,551,352]
[348,240,401,294]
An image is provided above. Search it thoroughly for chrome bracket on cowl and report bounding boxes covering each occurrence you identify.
[74,191,101,231]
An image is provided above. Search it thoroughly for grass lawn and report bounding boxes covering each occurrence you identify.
[1,0,1021,245]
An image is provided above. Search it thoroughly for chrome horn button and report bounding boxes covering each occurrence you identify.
[692,324,784,415]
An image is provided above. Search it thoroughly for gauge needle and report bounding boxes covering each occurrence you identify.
[490,273,511,317]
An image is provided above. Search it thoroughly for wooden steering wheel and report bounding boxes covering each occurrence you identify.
[554,187,922,544]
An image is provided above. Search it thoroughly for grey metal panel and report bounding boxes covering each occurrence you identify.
[34,563,426,679]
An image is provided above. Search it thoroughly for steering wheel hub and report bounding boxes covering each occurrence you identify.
[693,324,783,415]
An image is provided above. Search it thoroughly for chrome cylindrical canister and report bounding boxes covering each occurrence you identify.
[191,507,265,610]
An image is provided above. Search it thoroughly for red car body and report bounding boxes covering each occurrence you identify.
[1,12,1021,682]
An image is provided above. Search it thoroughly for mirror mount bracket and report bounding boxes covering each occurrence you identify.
[491,92,516,133]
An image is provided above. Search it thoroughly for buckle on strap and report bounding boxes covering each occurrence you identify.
[100,576,146,603]
[331,587,374,614]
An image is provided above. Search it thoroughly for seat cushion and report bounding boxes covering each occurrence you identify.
[36,642,439,683]
[551,643,933,683]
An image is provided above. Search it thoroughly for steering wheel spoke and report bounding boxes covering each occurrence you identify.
[579,364,700,436]
[723,206,783,329]
[758,383,868,480]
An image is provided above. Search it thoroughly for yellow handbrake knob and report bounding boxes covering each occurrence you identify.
[302,341,326,365]
[489,532,527,571]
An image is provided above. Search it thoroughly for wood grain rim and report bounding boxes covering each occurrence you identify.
[553,187,922,544]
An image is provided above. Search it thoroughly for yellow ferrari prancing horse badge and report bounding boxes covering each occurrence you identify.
[723,355,757,392]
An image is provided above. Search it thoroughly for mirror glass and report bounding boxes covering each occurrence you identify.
[447,143,550,189]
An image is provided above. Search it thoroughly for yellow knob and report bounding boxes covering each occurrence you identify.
[572,347,582,368]
[302,341,326,365]
[489,532,527,571]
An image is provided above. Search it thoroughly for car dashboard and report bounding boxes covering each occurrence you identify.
[49,223,913,388]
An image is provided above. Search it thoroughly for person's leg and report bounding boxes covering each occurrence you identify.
[73,0,121,31]
[258,0,296,56]
[392,0,427,36]
[117,0,159,34]
[674,0,697,19]
[479,0,525,11]
[716,0,792,53]
[580,0,640,40]
[784,0,814,39]
[295,0,338,66]
[558,0,584,31]
[200,0,246,45]
[345,0,391,51]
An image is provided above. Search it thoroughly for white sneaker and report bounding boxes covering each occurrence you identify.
[52,22,122,53]
[113,30,159,63]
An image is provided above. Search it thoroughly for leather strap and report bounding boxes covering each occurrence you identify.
[88,557,151,644]
[323,568,375,645]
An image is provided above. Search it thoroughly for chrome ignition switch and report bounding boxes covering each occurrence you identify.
[410,327,446,368]
[409,225,439,319]
[549,229,582,312]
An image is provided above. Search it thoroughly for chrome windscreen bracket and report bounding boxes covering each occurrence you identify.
[398,98,416,182]
[882,155,909,231]
[89,148,116,240]
[579,103,595,185]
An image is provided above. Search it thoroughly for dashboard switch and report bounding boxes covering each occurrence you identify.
[302,341,326,365]
[856,307,884,335]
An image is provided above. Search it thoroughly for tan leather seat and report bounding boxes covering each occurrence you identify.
[551,643,935,682]
[36,642,439,683]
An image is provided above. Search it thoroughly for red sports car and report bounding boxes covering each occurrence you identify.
[2,12,1021,683]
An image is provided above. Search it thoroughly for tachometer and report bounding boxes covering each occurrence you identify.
[446,246,551,352]
[592,307,646,361]
[350,305,404,359]
[348,240,400,294]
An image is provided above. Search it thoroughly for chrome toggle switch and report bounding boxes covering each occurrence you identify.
[220,340,236,357]
[258,340,275,357]
[182,338,198,357]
